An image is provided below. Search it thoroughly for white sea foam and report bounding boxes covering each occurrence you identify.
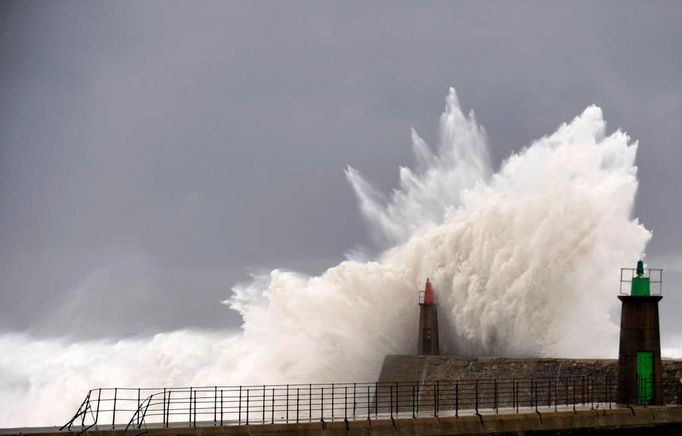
[0,88,651,427]
[663,336,682,359]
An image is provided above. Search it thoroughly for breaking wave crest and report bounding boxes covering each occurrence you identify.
[0,88,650,426]
[345,89,492,246]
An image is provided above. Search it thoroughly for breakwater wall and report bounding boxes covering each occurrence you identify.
[379,356,682,395]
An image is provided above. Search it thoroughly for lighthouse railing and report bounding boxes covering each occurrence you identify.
[619,267,663,295]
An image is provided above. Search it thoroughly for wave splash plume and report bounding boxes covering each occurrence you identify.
[0,88,650,426]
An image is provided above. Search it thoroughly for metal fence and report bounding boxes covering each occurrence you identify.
[61,377,682,434]
[619,267,663,295]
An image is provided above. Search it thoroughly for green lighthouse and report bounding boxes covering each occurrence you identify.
[616,261,663,405]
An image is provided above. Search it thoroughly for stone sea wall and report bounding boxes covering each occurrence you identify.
[378,355,682,405]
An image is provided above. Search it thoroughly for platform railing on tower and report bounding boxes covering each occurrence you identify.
[619,265,663,295]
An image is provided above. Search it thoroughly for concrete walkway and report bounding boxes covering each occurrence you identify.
[3,405,682,436]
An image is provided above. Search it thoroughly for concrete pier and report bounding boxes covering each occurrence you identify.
[4,406,682,436]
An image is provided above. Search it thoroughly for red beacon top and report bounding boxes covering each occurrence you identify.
[423,278,434,305]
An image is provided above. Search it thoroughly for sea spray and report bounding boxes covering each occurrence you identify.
[0,88,650,426]
[345,88,492,247]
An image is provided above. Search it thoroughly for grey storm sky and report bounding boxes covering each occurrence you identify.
[1,1,681,339]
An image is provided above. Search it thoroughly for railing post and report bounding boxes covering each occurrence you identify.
[214,386,217,425]
[331,383,335,421]
[375,382,378,419]
[436,380,439,416]
[511,379,515,409]
[475,380,479,415]
[390,384,394,420]
[353,383,356,420]
[163,388,167,428]
[296,388,300,424]
[286,385,289,424]
[188,388,192,427]
[320,387,324,422]
[416,382,420,415]
[112,387,117,430]
[64,394,86,431]
[166,391,172,427]
[433,383,437,417]
[246,389,250,425]
[309,384,312,422]
[263,385,266,424]
[455,380,459,417]
[238,386,242,425]
[80,392,89,428]
[512,381,515,412]
[95,389,101,426]
[137,388,141,427]
[271,388,275,424]
[193,389,197,428]
[220,390,223,426]
[344,387,348,423]
[367,385,371,421]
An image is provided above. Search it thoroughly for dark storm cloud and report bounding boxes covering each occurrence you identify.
[1,1,681,338]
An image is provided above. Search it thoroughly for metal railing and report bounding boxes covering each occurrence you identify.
[61,376,682,434]
[619,267,663,295]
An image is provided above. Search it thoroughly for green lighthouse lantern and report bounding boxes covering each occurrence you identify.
[630,260,650,296]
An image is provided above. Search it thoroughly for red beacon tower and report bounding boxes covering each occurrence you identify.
[418,279,440,355]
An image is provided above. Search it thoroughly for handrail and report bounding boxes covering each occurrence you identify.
[59,376,682,433]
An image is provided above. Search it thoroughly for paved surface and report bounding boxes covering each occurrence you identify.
[3,406,682,436]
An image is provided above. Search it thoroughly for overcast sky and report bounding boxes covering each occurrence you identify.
[1,1,681,340]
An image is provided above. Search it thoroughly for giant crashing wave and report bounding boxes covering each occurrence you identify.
[0,88,651,427]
